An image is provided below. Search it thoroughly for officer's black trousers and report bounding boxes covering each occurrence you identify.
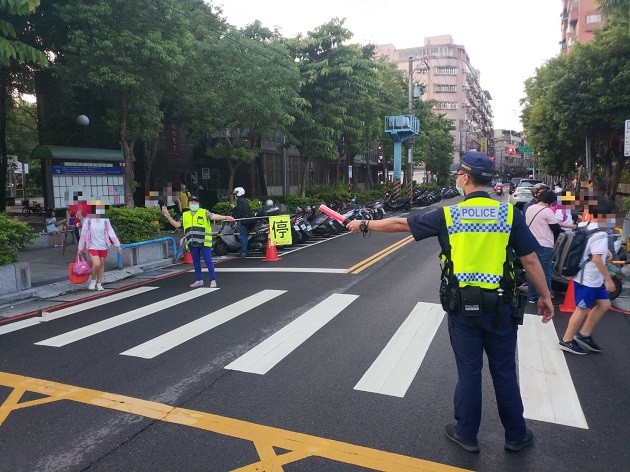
[447,307,527,444]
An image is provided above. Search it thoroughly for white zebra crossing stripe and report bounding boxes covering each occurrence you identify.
[0,287,159,335]
[35,289,215,348]
[120,290,286,359]
[225,293,359,375]
[354,302,445,398]
[518,314,588,429]
[41,287,159,322]
[0,318,41,335]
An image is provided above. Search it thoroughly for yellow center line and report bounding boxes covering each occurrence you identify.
[346,235,415,274]
[0,371,470,472]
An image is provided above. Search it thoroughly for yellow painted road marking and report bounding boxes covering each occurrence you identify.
[346,235,415,274]
[0,371,470,472]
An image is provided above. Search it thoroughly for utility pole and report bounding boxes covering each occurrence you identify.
[407,56,414,198]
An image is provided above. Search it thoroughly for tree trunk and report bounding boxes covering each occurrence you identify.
[299,155,309,197]
[119,93,135,208]
[227,158,238,196]
[143,138,159,192]
[365,152,374,191]
[0,69,8,212]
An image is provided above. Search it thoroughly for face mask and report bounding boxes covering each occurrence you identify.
[455,174,466,196]
[189,204,199,211]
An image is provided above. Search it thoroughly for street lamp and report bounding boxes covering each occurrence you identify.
[76,115,89,147]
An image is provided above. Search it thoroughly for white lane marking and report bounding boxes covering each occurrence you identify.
[354,302,445,398]
[41,287,159,322]
[518,314,588,429]
[0,287,159,335]
[0,318,41,335]
[35,289,215,347]
[120,290,286,359]
[198,268,346,273]
[225,293,359,374]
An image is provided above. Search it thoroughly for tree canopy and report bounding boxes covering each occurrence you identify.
[522,22,630,198]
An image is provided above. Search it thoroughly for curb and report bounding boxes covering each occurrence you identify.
[0,259,182,309]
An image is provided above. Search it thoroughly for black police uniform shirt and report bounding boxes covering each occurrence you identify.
[406,191,540,258]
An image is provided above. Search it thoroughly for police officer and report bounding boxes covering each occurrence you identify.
[347,151,554,453]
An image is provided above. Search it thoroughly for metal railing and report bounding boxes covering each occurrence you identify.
[117,236,177,269]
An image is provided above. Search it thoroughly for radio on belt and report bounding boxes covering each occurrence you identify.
[461,206,498,219]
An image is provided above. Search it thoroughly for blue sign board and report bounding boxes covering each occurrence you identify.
[52,166,123,176]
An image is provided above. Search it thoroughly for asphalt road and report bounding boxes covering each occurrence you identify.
[1,201,629,472]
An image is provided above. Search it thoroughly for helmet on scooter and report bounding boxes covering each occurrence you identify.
[233,187,245,197]
[264,199,274,210]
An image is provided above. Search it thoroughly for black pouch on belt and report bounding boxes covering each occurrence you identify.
[458,286,483,317]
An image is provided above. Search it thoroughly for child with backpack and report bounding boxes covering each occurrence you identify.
[558,197,618,355]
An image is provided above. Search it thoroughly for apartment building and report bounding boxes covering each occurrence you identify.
[561,0,607,53]
[376,35,494,160]
[493,129,526,176]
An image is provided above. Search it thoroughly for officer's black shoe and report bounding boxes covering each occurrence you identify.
[445,424,479,453]
[505,429,534,452]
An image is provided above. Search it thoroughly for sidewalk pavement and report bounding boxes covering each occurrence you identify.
[0,242,188,319]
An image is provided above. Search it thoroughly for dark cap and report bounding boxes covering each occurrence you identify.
[188,195,199,202]
[450,151,494,178]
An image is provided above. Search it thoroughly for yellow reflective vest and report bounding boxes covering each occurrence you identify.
[182,209,213,248]
[443,198,513,290]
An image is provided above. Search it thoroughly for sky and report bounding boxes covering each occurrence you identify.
[216,0,562,132]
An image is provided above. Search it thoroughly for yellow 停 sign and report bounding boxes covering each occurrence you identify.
[269,215,292,246]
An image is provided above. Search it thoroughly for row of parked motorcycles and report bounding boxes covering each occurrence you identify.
[382,186,461,211]
[211,198,387,257]
[212,187,462,257]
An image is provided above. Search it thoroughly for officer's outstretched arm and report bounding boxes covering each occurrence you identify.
[346,217,410,234]
[519,252,554,323]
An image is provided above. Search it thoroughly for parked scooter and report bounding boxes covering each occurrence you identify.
[383,193,411,212]
[212,220,269,256]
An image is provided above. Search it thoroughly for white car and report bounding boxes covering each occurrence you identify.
[508,186,534,210]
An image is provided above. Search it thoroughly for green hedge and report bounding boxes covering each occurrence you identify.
[212,198,262,217]
[0,213,36,265]
[109,207,167,244]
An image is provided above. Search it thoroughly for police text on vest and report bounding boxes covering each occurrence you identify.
[461,207,498,220]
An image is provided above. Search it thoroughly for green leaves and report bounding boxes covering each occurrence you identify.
[0,213,35,265]
[0,2,47,66]
[522,22,630,196]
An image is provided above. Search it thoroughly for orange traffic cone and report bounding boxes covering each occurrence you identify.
[559,277,576,313]
[183,249,193,264]
[262,237,281,262]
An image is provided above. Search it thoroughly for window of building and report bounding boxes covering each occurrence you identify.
[436,102,459,110]
[585,13,601,24]
[436,66,457,75]
[435,84,457,93]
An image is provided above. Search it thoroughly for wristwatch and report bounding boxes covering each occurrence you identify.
[359,221,368,233]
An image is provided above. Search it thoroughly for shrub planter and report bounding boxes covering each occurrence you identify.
[23,231,76,250]
[0,262,31,296]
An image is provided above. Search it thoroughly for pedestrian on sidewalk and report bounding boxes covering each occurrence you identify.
[346,151,554,453]
[559,197,618,355]
[77,202,123,291]
[162,196,234,288]
[44,209,63,248]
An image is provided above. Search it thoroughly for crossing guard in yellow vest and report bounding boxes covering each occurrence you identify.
[162,196,235,288]
[345,151,554,454]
